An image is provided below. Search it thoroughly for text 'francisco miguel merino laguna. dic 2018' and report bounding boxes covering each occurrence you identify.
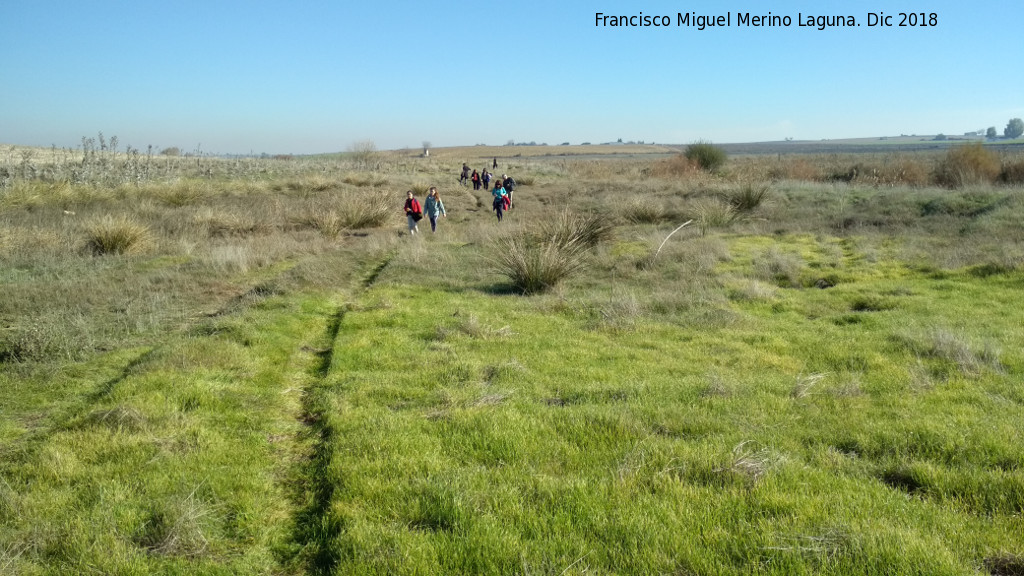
[594,11,938,30]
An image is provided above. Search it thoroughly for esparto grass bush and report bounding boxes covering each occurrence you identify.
[1000,159,1024,185]
[685,140,728,172]
[300,208,343,239]
[337,189,393,229]
[623,199,668,224]
[491,232,589,294]
[692,198,736,236]
[935,142,1001,188]
[725,183,769,213]
[83,215,151,255]
[535,209,614,249]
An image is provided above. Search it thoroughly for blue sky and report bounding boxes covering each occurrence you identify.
[2,0,1021,154]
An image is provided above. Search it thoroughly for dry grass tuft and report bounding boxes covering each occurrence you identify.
[83,215,151,255]
[492,232,589,294]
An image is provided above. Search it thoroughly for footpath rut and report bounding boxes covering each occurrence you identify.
[289,249,395,575]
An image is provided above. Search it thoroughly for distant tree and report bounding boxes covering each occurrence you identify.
[348,140,377,167]
[1005,118,1024,139]
[160,147,181,156]
[986,127,998,139]
[933,134,947,141]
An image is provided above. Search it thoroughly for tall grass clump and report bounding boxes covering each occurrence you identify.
[491,232,589,294]
[338,189,393,229]
[934,142,1000,188]
[623,199,668,224]
[725,183,770,213]
[1001,158,1024,185]
[685,140,728,172]
[535,209,614,248]
[651,154,699,177]
[83,215,151,255]
[693,198,737,236]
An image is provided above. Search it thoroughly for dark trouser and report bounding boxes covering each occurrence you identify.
[493,199,503,221]
[429,214,438,232]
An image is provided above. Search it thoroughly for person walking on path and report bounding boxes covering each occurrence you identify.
[470,169,481,190]
[501,174,516,209]
[459,163,470,186]
[404,190,422,235]
[491,182,508,222]
[423,187,447,233]
[482,170,492,190]
[493,157,498,169]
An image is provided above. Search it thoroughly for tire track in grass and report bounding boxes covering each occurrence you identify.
[291,249,395,575]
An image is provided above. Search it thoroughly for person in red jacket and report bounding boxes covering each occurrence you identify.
[404,190,422,235]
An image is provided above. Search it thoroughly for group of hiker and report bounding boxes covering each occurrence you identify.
[403,161,518,234]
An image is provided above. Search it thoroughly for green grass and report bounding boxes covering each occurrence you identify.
[296,262,1023,574]
[2,147,1023,574]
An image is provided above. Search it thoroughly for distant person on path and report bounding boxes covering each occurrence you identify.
[459,163,470,186]
[404,190,422,235]
[501,174,516,208]
[423,187,447,233]
[482,170,492,190]
[493,157,498,169]
[491,182,508,221]
[470,169,481,190]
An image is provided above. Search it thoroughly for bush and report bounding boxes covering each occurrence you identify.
[1000,159,1024,185]
[935,143,1000,188]
[623,199,668,224]
[692,198,737,236]
[337,189,393,229]
[84,215,150,255]
[535,209,614,249]
[725,183,769,213]
[685,141,727,172]
[491,232,589,294]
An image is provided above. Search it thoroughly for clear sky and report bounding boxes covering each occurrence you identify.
[2,0,1021,154]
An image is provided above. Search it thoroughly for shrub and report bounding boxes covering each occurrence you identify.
[535,209,614,249]
[1000,159,1024,185]
[685,140,727,172]
[491,232,589,294]
[692,198,736,236]
[338,189,392,229]
[84,215,150,255]
[623,199,668,224]
[934,143,1000,188]
[300,208,343,239]
[725,183,769,213]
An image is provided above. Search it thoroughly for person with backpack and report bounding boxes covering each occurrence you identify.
[482,170,492,190]
[404,190,422,235]
[491,181,508,222]
[423,187,447,233]
[459,163,470,186]
[501,174,516,209]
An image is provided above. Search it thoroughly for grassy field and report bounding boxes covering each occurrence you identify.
[1,142,1023,574]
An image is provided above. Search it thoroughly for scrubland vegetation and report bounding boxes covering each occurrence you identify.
[1,139,1023,574]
